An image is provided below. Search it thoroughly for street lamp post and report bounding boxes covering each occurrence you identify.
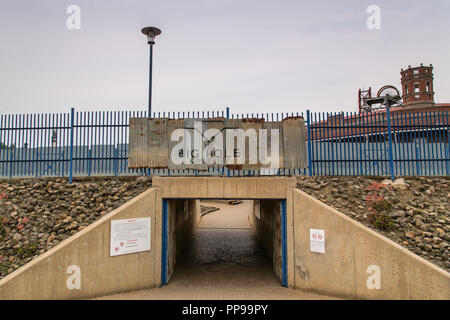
[141,26,161,118]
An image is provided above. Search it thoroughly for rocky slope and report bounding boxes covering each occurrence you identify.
[0,177,152,279]
[297,176,450,272]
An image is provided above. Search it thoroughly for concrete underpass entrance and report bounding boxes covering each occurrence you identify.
[2,176,446,300]
[161,199,288,290]
[153,176,297,290]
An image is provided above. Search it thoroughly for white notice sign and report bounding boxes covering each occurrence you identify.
[110,217,151,256]
[310,228,325,254]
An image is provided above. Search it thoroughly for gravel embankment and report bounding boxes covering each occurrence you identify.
[297,176,450,272]
[0,177,152,279]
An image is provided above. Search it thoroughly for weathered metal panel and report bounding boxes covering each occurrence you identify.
[129,118,169,169]
[262,121,284,169]
[167,119,186,170]
[282,117,306,169]
[128,117,306,171]
[202,118,225,168]
[128,118,148,169]
[177,119,208,171]
[242,118,264,170]
[147,118,169,168]
[223,119,243,170]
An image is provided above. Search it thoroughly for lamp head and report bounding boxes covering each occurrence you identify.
[141,26,161,45]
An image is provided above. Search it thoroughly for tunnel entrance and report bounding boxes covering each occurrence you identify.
[160,199,288,289]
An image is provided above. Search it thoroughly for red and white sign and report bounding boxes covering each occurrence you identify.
[310,228,325,254]
[110,217,151,257]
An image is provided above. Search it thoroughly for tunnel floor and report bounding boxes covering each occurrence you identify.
[169,228,278,291]
[98,201,337,300]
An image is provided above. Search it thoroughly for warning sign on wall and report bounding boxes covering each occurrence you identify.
[110,217,151,257]
[310,228,325,254]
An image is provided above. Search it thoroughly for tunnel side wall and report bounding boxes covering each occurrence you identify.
[167,199,201,281]
[249,200,283,283]
[0,188,160,300]
[292,189,450,299]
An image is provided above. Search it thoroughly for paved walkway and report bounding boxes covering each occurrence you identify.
[98,201,337,300]
[199,200,251,229]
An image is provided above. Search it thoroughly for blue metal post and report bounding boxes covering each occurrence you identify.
[87,149,92,177]
[69,108,75,183]
[281,199,287,287]
[446,112,450,175]
[161,199,168,286]
[446,142,450,176]
[113,148,118,176]
[415,143,421,175]
[306,110,313,176]
[226,107,230,177]
[386,107,395,181]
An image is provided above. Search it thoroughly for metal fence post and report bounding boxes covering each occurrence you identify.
[113,147,118,176]
[306,110,313,176]
[87,149,92,177]
[386,107,395,181]
[69,107,75,183]
[226,106,230,177]
[415,143,421,175]
[444,141,450,175]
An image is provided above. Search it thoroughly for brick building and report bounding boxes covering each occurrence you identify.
[401,64,435,109]
[309,64,449,142]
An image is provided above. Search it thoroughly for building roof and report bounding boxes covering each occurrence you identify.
[308,104,450,141]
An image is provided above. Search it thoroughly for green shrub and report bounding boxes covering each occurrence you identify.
[368,211,394,230]
[365,183,394,231]
[372,199,393,213]
[14,242,37,260]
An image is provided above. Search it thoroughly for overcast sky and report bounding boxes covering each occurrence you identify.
[0,0,449,116]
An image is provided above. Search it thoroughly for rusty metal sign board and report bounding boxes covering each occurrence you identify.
[128,117,306,171]
[282,117,307,169]
[129,118,168,169]
[262,121,284,169]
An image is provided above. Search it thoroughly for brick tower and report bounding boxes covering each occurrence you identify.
[400,64,435,109]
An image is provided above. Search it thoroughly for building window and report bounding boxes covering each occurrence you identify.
[405,84,408,95]
[426,81,430,92]
[414,83,420,93]
[413,70,419,75]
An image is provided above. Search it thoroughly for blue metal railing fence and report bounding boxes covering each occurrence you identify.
[0,107,449,179]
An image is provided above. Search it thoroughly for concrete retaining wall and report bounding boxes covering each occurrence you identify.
[291,188,450,299]
[249,200,283,283]
[167,199,201,281]
[0,188,160,300]
[153,176,297,199]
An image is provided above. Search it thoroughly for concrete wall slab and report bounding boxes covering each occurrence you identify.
[153,176,297,199]
[0,188,158,300]
[292,189,450,299]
